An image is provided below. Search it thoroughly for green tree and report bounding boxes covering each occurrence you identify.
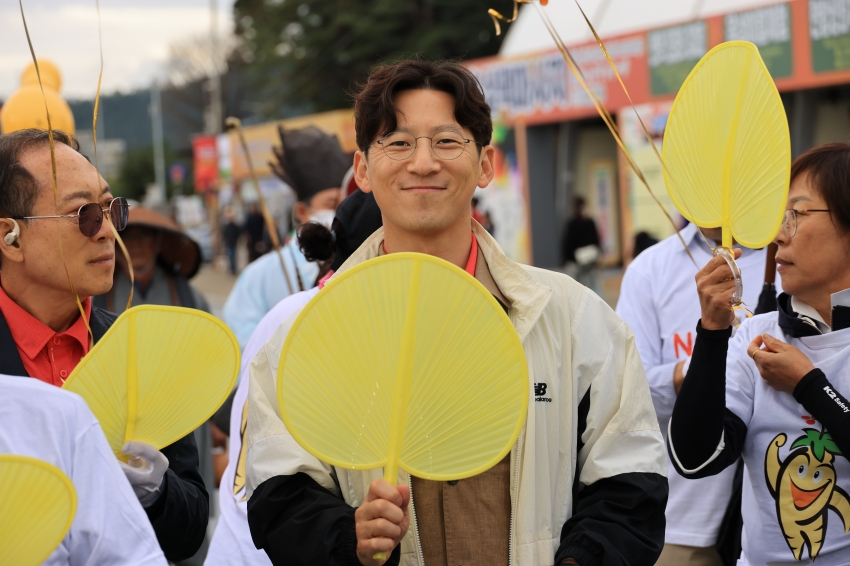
[233,0,511,116]
[112,144,190,202]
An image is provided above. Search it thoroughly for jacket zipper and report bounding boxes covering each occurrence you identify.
[506,290,548,566]
[408,474,425,565]
[517,289,553,345]
[508,429,524,566]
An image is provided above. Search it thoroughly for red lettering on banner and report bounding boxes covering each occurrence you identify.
[673,332,693,359]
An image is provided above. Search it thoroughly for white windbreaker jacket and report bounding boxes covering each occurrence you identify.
[245,223,667,566]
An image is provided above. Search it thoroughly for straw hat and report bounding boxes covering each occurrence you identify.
[124,207,202,279]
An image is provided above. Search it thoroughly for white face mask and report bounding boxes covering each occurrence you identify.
[307,209,336,229]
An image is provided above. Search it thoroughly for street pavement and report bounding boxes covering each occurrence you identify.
[192,261,238,320]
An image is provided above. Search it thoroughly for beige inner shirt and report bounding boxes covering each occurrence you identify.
[387,241,512,566]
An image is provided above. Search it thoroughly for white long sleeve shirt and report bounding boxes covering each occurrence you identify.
[206,288,319,566]
[0,375,166,566]
[222,239,319,350]
[616,223,779,547]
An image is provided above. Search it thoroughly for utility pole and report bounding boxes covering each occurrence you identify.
[150,83,167,205]
[207,0,225,261]
[206,0,223,136]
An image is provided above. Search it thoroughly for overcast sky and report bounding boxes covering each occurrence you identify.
[0,0,235,100]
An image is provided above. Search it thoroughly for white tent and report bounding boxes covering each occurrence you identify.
[499,0,788,57]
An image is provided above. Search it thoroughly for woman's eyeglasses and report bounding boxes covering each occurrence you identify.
[782,208,830,238]
[13,197,129,238]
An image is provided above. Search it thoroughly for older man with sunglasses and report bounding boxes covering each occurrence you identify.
[0,129,209,562]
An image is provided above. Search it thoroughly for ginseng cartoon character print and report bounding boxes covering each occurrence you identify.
[765,427,850,560]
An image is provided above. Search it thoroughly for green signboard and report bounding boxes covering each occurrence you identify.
[648,22,707,96]
[810,0,850,73]
[725,3,793,78]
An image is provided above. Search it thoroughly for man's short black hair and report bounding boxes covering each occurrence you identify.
[353,59,493,154]
[0,128,80,219]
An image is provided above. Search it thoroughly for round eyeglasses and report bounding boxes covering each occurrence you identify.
[14,197,129,238]
[372,131,481,161]
[782,208,830,238]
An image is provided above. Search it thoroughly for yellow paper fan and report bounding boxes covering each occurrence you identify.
[0,455,76,565]
[278,253,529,485]
[662,41,791,249]
[63,306,239,457]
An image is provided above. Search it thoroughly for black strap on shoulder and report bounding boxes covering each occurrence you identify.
[0,305,117,378]
[91,291,110,312]
[90,307,118,344]
[170,274,197,309]
[0,310,29,377]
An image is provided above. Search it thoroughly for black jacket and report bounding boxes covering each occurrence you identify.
[0,306,209,562]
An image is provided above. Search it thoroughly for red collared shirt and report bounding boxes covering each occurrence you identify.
[0,286,91,386]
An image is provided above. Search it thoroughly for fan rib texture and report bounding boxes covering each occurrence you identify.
[662,41,790,249]
[0,455,76,566]
[63,306,240,457]
[125,310,139,449]
[278,253,528,484]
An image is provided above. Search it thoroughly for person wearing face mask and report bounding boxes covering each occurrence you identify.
[222,126,346,349]
[93,206,210,314]
[205,188,382,566]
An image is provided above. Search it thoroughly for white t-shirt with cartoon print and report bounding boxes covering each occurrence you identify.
[725,314,850,565]
[617,224,777,547]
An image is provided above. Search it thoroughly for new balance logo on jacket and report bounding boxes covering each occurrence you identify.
[534,383,551,402]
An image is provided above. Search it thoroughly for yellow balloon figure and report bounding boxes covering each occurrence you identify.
[662,41,791,305]
[0,59,76,135]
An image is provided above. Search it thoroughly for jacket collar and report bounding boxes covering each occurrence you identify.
[333,221,553,343]
[777,292,850,338]
[0,306,116,377]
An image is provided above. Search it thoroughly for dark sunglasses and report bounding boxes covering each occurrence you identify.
[14,197,129,238]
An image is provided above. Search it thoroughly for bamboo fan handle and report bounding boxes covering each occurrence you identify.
[713,247,743,306]
[373,259,422,562]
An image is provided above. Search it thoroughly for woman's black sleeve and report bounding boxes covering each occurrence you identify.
[247,472,401,566]
[794,369,850,459]
[669,322,748,479]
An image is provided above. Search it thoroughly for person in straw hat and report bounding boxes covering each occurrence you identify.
[93,206,210,313]
[93,205,216,564]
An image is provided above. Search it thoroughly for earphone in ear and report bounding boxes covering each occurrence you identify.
[4,219,20,246]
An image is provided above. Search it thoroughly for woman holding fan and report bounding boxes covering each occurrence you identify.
[670,144,850,565]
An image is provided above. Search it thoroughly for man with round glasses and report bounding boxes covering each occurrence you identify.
[373,130,479,161]
[0,128,209,562]
[244,59,667,566]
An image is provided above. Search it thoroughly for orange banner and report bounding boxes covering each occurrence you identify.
[468,0,850,126]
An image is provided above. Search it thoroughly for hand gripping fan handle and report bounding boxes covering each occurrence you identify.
[713,247,743,306]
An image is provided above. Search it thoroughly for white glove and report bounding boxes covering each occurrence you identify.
[119,441,169,508]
